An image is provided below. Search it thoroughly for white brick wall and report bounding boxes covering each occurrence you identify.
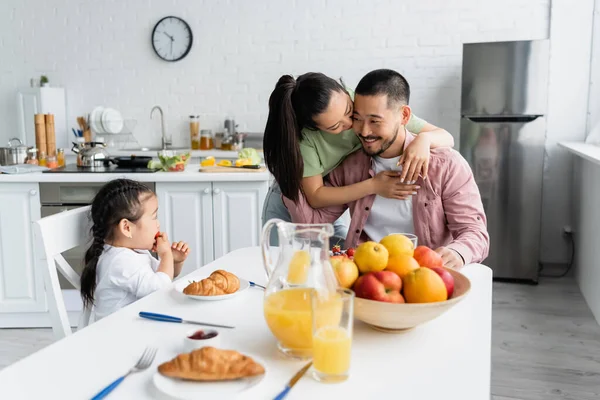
[11,0,593,265]
[0,0,550,147]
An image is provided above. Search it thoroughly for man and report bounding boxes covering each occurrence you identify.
[285,69,489,268]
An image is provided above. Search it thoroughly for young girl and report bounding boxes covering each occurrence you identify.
[80,178,190,320]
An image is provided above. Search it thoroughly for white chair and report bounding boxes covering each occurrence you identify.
[34,206,93,339]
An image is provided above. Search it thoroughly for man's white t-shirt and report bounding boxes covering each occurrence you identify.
[91,245,172,321]
[362,156,415,242]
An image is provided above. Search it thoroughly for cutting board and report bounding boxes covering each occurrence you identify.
[198,166,267,173]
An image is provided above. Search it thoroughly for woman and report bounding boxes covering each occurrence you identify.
[262,72,454,245]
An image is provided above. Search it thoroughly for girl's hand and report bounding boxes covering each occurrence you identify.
[154,232,172,257]
[398,134,431,184]
[372,171,420,200]
[171,241,190,263]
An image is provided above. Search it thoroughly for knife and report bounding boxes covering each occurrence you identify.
[219,165,263,169]
[138,311,235,329]
[273,361,312,400]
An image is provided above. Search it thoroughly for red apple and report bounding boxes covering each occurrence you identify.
[429,267,455,298]
[353,271,404,303]
[413,246,443,268]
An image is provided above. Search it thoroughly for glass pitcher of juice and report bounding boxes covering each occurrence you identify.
[261,219,339,359]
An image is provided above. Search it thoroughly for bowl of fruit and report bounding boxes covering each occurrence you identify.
[330,236,471,333]
[156,150,191,172]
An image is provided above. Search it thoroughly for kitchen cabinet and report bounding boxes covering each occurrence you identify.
[0,183,45,314]
[156,182,215,276]
[212,182,265,259]
[16,87,67,149]
[156,181,267,275]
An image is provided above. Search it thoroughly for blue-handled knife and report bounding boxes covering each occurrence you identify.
[249,281,266,290]
[139,312,235,329]
[273,361,312,400]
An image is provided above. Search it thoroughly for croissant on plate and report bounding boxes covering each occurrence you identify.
[183,270,240,296]
[158,346,265,381]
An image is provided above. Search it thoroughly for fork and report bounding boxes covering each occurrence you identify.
[91,347,157,400]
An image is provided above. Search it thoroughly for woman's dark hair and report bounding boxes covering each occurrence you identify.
[80,179,154,308]
[263,72,346,202]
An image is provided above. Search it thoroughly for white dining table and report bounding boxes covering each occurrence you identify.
[0,247,492,400]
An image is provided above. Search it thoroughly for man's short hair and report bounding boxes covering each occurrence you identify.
[355,69,410,108]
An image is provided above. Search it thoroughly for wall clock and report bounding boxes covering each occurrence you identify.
[151,16,193,62]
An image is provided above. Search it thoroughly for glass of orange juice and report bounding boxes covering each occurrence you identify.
[311,288,354,383]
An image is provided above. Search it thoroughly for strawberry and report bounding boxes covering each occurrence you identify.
[346,248,355,257]
[332,244,341,254]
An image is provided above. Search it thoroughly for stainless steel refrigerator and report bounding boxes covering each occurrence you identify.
[459,39,549,283]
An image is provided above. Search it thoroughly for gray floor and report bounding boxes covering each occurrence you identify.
[1,277,600,399]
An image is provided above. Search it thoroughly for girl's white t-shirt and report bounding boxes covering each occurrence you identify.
[91,244,172,321]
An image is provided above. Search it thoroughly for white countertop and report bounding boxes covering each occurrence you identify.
[0,247,492,399]
[559,141,600,166]
[0,164,270,183]
[108,149,249,159]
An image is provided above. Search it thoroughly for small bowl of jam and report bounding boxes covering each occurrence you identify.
[184,329,220,351]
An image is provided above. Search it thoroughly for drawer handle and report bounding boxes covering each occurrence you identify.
[30,189,37,196]
[203,188,210,194]
[213,188,221,195]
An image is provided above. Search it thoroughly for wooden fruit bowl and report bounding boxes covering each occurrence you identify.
[353,268,471,333]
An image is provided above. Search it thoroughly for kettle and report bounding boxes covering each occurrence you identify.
[71,141,110,167]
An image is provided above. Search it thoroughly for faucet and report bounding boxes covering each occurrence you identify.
[150,106,171,150]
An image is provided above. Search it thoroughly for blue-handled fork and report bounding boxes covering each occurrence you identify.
[91,346,157,400]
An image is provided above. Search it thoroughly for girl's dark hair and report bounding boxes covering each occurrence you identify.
[80,179,154,308]
[262,72,346,202]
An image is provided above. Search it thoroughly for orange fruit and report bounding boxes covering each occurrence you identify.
[380,234,415,258]
[385,254,420,279]
[402,267,448,303]
[353,241,389,273]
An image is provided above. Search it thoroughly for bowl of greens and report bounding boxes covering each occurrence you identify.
[155,150,191,172]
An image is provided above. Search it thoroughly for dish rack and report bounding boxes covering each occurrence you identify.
[88,116,141,149]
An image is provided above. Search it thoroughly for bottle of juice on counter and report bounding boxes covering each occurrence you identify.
[200,129,214,150]
[190,115,200,150]
[57,148,65,167]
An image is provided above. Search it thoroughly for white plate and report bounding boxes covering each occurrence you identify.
[89,106,105,134]
[174,277,250,301]
[153,357,266,400]
[101,107,124,134]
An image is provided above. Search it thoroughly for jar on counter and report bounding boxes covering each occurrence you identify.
[200,129,214,150]
[57,148,65,167]
[221,136,233,151]
[38,151,47,167]
[26,148,39,165]
[215,132,224,149]
[190,115,200,150]
[47,155,58,169]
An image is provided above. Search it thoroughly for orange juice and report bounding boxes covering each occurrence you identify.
[287,250,310,284]
[264,288,341,356]
[313,327,352,375]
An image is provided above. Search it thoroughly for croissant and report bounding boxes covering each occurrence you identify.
[158,347,265,381]
[183,270,240,296]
